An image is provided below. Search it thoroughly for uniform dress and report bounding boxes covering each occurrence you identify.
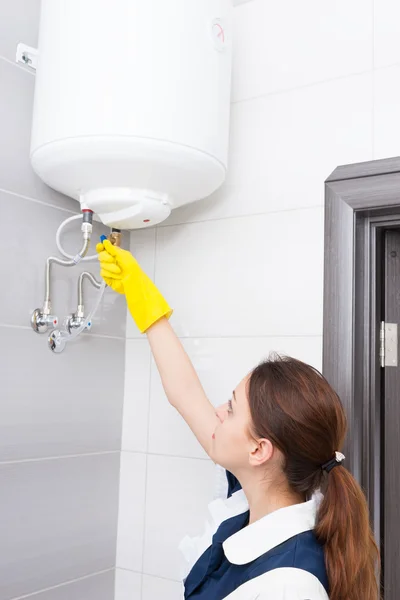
[179,469,329,600]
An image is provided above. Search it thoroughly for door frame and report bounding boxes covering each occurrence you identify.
[323,156,400,545]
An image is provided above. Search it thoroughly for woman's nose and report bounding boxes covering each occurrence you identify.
[216,403,229,423]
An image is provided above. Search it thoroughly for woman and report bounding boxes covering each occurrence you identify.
[97,239,380,600]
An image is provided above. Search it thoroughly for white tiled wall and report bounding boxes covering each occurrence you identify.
[117,0,400,598]
[0,2,126,599]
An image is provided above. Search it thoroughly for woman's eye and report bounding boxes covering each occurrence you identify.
[228,399,233,412]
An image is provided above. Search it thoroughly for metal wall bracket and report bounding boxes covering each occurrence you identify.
[380,322,398,368]
[16,43,38,70]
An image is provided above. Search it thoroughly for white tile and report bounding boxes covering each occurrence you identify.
[116,453,147,572]
[163,74,373,226]
[374,0,400,68]
[231,0,373,102]
[143,455,215,581]
[148,336,322,459]
[374,66,400,159]
[115,569,142,600]
[0,454,119,599]
[127,228,157,338]
[123,340,151,453]
[0,327,125,461]
[0,60,77,212]
[148,364,206,459]
[155,208,324,339]
[142,575,184,600]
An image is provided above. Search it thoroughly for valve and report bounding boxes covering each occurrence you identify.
[48,329,67,353]
[31,309,58,334]
[64,312,92,334]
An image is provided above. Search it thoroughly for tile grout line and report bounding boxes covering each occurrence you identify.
[139,431,150,584]
[231,67,375,106]
[8,568,115,600]
[0,53,35,75]
[372,0,375,157]
[116,566,181,585]
[125,333,323,341]
[157,203,324,229]
[123,449,211,462]
[371,61,400,72]
[0,187,78,215]
[372,0,375,72]
[372,69,375,159]
[0,450,119,466]
[115,331,132,576]
[114,454,123,581]
[140,226,159,582]
[0,322,126,341]
[231,58,400,112]
[86,332,127,341]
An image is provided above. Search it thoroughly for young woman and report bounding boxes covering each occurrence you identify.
[97,239,380,600]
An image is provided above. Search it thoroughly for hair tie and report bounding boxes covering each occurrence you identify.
[321,451,345,473]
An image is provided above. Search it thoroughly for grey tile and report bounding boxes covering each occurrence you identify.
[23,570,115,600]
[0,453,119,600]
[0,0,41,63]
[0,189,127,337]
[0,327,124,460]
[0,58,77,211]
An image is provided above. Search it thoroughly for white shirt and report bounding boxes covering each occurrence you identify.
[179,468,329,600]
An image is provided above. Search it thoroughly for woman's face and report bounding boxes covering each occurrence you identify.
[210,375,255,472]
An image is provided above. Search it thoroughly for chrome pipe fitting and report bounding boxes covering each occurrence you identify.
[32,236,91,334]
[63,271,102,336]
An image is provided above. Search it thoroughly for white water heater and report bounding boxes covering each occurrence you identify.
[30,0,233,229]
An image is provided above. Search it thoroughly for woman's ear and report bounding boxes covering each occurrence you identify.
[248,438,274,467]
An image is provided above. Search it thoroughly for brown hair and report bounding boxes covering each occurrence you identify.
[248,354,380,600]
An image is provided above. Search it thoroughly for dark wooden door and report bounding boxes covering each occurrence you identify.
[383,229,400,598]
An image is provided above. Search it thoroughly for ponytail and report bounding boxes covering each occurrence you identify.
[315,466,380,600]
[247,356,381,600]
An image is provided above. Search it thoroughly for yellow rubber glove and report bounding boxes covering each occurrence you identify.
[96,240,173,333]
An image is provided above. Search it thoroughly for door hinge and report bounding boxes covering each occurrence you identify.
[380,322,398,368]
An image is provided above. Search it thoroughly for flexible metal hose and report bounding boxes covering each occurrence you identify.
[44,238,90,311]
[78,271,102,306]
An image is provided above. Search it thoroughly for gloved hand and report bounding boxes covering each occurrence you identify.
[96,239,173,333]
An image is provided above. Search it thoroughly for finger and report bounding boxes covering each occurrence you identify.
[97,250,117,264]
[100,268,122,281]
[96,242,105,253]
[103,239,118,257]
[99,262,121,275]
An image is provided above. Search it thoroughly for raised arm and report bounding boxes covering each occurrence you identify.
[97,240,218,456]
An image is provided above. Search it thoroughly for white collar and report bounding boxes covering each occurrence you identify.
[223,491,322,565]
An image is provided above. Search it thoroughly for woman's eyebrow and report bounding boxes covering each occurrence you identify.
[232,390,237,403]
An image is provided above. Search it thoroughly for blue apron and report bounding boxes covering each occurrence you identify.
[184,473,328,600]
